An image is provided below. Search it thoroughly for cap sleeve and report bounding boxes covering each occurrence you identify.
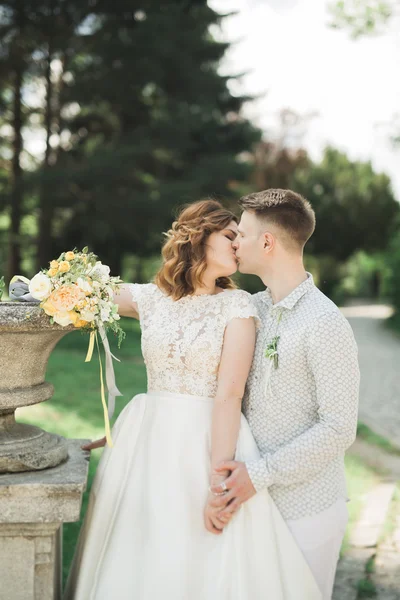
[225,290,260,327]
[128,283,158,316]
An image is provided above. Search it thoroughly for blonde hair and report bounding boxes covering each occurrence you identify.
[238,188,315,249]
[155,200,237,301]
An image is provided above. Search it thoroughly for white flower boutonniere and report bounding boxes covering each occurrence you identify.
[264,309,283,371]
[265,335,280,369]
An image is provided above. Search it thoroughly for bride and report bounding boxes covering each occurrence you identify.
[63,199,321,600]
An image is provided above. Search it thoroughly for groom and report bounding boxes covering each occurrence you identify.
[210,188,360,599]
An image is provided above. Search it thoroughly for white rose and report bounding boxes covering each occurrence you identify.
[90,261,110,282]
[76,277,92,295]
[112,313,120,321]
[53,312,73,326]
[81,308,97,322]
[100,307,111,322]
[29,272,52,301]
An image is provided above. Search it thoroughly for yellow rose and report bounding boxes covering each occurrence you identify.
[73,318,89,329]
[50,260,59,269]
[58,261,71,273]
[68,311,81,326]
[48,268,58,277]
[42,299,57,317]
[65,251,75,261]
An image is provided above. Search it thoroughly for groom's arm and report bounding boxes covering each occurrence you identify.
[245,310,360,492]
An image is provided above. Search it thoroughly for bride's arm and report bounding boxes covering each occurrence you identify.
[113,284,139,319]
[205,317,256,533]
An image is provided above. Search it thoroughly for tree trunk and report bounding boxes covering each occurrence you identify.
[37,34,55,270]
[7,64,23,283]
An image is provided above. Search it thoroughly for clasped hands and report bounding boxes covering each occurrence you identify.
[204,461,256,535]
[81,439,257,536]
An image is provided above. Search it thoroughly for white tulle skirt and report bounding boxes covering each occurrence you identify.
[63,391,322,600]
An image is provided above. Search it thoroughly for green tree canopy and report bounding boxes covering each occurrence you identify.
[292,147,399,261]
[329,0,394,37]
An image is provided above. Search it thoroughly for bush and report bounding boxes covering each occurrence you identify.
[335,251,390,302]
[385,229,400,313]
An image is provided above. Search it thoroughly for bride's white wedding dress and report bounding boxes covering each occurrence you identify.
[64,284,322,600]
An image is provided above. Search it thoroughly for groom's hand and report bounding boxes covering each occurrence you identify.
[209,460,256,519]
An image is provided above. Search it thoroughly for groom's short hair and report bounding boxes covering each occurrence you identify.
[238,188,315,250]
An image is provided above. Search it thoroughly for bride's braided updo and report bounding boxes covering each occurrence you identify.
[155,200,238,301]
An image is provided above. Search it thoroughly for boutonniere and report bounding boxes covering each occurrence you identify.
[265,335,280,369]
[264,309,283,370]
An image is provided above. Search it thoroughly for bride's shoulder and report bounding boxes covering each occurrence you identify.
[220,289,259,322]
[221,288,253,302]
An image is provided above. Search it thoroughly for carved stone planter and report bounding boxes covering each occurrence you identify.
[0,302,74,473]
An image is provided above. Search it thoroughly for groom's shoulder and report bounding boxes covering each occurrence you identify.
[307,285,338,313]
[304,285,350,329]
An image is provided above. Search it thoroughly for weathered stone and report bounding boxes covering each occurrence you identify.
[0,440,90,600]
[0,302,74,473]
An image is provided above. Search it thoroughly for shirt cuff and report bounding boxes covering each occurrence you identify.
[245,457,273,492]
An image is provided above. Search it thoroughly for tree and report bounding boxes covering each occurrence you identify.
[329,0,395,38]
[31,0,260,274]
[0,0,91,279]
[293,147,398,260]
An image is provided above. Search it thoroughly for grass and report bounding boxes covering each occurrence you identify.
[378,484,400,544]
[357,423,400,456]
[17,317,381,587]
[341,454,381,556]
[353,484,400,597]
[356,577,377,598]
[386,312,400,337]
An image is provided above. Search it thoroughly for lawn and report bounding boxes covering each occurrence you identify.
[17,317,378,586]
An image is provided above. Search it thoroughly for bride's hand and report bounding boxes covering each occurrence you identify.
[204,472,231,535]
[81,437,107,451]
[204,492,225,535]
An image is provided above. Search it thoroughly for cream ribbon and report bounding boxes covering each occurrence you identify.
[85,325,123,447]
[98,323,123,421]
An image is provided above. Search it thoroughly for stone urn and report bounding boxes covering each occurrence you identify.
[0,302,74,473]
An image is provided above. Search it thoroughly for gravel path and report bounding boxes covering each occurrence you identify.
[341,304,400,448]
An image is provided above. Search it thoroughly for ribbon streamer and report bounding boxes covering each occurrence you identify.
[95,332,114,448]
[264,359,274,397]
[98,323,123,420]
[84,326,123,447]
[85,330,95,363]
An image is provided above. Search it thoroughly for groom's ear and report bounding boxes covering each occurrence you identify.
[262,232,275,252]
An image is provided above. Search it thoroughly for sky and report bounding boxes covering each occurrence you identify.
[208,0,400,199]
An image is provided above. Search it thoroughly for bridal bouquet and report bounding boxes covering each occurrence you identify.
[29,247,125,447]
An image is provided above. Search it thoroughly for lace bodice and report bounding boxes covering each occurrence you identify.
[129,283,259,397]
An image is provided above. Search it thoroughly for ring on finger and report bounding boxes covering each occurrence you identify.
[208,486,228,497]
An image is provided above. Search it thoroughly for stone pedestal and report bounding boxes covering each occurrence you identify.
[0,302,75,473]
[0,440,90,600]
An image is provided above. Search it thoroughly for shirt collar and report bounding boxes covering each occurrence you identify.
[261,272,314,311]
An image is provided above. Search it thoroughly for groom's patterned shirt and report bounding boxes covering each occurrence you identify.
[243,273,360,520]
